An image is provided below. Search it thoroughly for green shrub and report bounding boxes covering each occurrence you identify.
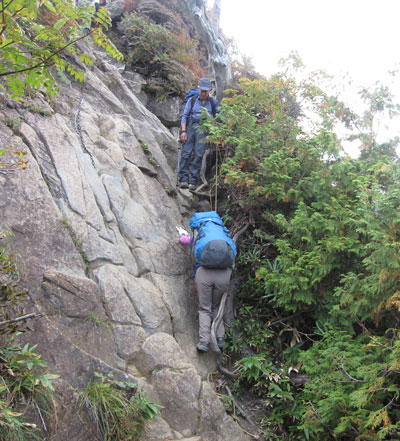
[0,230,24,314]
[117,13,204,99]
[298,329,400,440]
[205,64,400,439]
[0,229,58,441]
[0,337,58,441]
[81,372,161,441]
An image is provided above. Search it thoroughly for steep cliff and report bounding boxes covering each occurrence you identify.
[108,0,232,101]
[0,2,248,440]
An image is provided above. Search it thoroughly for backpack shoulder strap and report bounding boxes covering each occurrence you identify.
[190,96,217,118]
[189,95,197,117]
[209,97,217,117]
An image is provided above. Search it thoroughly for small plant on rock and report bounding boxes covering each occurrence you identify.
[81,372,161,441]
[0,229,58,441]
[116,13,204,100]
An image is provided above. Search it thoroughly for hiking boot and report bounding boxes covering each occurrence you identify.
[216,337,225,349]
[179,181,189,189]
[196,341,209,353]
[189,183,197,191]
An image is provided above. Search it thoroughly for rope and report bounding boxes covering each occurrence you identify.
[176,140,182,187]
[210,289,240,379]
[214,143,219,211]
[74,95,95,167]
[210,290,227,354]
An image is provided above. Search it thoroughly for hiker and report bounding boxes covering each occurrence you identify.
[177,211,236,353]
[76,0,106,8]
[94,0,107,12]
[76,0,106,29]
[90,0,107,29]
[178,78,218,191]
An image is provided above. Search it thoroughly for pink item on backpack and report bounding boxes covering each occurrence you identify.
[179,235,192,246]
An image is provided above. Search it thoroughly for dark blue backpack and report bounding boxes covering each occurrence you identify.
[190,211,236,270]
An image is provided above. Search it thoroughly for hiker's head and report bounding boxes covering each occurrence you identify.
[198,78,212,99]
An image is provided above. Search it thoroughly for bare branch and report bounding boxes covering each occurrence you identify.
[1,0,5,29]
[0,312,43,327]
[225,385,259,430]
[0,2,25,38]
[4,0,17,10]
[232,221,250,244]
[382,395,397,411]
[338,361,367,383]
[311,402,322,421]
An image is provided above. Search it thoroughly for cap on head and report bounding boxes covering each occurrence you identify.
[198,78,212,91]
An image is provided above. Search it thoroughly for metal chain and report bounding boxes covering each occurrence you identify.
[74,95,95,167]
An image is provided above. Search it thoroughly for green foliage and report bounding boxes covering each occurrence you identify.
[60,216,89,274]
[298,329,400,440]
[0,0,122,99]
[228,311,304,440]
[2,115,22,133]
[0,230,58,441]
[205,74,400,323]
[117,13,204,99]
[207,63,400,438]
[81,372,161,441]
[138,138,159,166]
[0,229,25,320]
[86,313,105,327]
[0,336,59,441]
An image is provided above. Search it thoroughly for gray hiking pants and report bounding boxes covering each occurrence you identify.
[194,266,232,343]
[178,120,207,185]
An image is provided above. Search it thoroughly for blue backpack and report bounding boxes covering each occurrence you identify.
[189,211,236,270]
[183,88,217,118]
[184,88,200,104]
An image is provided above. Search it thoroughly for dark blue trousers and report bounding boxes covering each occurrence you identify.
[178,121,207,185]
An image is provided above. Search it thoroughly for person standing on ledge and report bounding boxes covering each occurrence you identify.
[178,78,218,191]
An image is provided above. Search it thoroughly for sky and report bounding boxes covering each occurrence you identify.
[216,0,399,86]
[206,0,400,148]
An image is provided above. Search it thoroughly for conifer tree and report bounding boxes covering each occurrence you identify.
[202,60,400,439]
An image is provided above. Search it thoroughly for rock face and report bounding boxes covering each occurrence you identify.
[182,0,232,100]
[108,0,232,101]
[0,34,247,441]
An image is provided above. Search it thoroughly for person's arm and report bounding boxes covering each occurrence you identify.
[180,122,187,143]
[214,99,220,115]
[180,99,192,143]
